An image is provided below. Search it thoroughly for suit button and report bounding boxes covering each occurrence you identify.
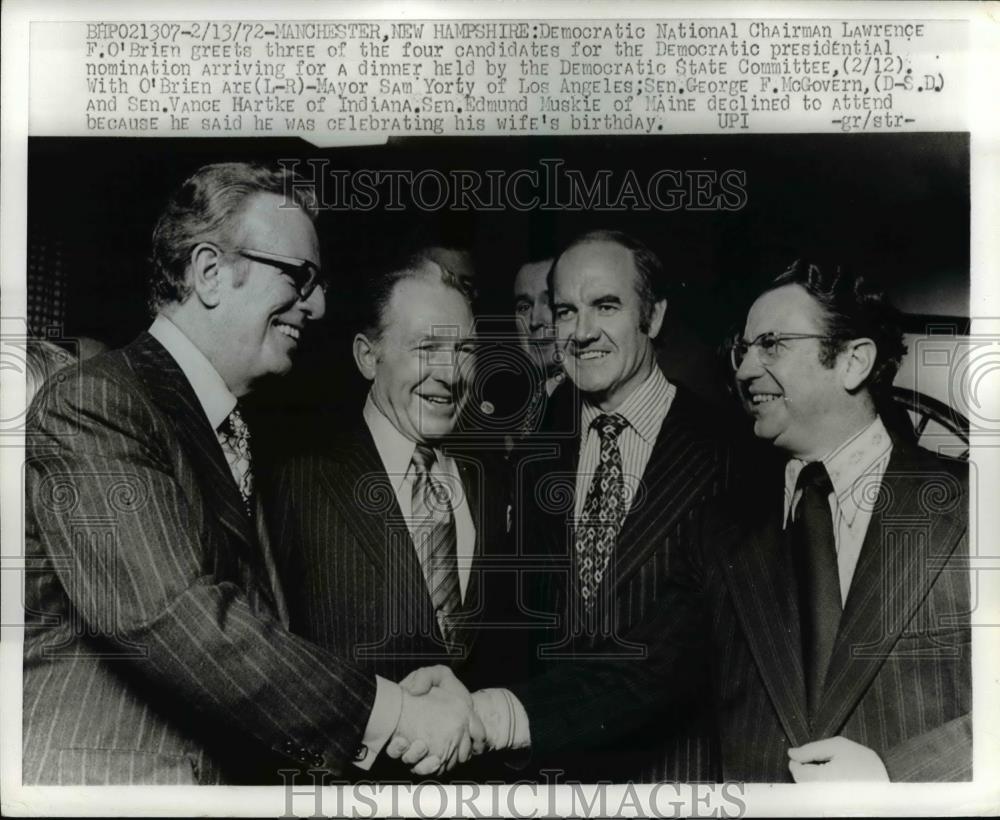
[310,754,325,767]
[354,744,368,762]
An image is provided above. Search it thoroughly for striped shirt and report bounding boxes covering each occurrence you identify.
[574,366,677,520]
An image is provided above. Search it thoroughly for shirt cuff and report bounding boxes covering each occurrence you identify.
[474,688,531,751]
[353,675,402,770]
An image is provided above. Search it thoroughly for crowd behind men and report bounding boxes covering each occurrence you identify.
[23,162,970,785]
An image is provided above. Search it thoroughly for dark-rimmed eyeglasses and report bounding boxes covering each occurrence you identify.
[729,332,831,370]
[232,247,326,301]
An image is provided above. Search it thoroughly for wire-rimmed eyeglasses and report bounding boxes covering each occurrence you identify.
[729,331,831,370]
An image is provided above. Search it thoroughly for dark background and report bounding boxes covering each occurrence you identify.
[28,133,969,450]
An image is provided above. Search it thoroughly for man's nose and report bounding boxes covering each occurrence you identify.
[734,344,762,383]
[571,310,598,343]
[301,285,326,321]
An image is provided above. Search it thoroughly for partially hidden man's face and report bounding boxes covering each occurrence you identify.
[366,266,475,443]
[552,240,664,412]
[216,193,324,389]
[735,284,851,459]
[513,259,559,373]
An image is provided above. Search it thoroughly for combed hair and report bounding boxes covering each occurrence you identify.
[148,162,318,312]
[359,246,476,341]
[768,259,906,399]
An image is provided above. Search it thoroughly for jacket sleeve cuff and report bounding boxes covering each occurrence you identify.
[352,676,402,770]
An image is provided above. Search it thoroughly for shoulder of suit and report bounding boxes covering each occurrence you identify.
[664,384,735,454]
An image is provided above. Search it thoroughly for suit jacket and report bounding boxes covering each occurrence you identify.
[23,333,378,785]
[512,383,733,782]
[515,439,972,782]
[271,424,515,777]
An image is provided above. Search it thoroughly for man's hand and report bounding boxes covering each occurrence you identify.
[788,736,890,782]
[398,664,471,702]
[384,667,485,776]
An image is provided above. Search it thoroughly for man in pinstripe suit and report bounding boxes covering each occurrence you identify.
[483,230,730,782]
[272,247,515,779]
[418,260,970,782]
[22,163,481,784]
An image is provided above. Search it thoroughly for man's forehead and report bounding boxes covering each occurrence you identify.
[554,241,636,295]
[232,193,318,256]
[385,268,474,337]
[746,284,824,333]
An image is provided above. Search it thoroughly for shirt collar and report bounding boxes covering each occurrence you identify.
[363,392,424,495]
[784,416,893,526]
[580,366,673,444]
[148,314,236,431]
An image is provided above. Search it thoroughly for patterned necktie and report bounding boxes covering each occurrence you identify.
[790,460,842,720]
[410,443,461,640]
[218,404,254,516]
[576,413,629,607]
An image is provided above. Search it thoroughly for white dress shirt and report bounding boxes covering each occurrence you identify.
[574,366,676,520]
[783,416,893,605]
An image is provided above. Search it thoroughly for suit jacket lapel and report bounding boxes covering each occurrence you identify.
[126,333,257,553]
[720,502,811,747]
[317,427,434,642]
[813,444,967,737]
[446,454,488,659]
[612,395,724,590]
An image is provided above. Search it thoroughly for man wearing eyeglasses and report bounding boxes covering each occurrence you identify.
[409,259,970,783]
[23,163,480,784]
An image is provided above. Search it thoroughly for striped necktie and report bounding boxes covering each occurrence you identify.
[410,443,461,640]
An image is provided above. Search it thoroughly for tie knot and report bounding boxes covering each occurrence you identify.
[796,460,833,494]
[411,443,437,476]
[593,413,628,441]
[221,404,249,440]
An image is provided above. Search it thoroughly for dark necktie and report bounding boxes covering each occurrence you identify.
[218,403,253,516]
[576,413,629,607]
[410,444,461,640]
[791,460,842,719]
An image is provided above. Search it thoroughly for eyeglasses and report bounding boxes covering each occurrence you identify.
[232,247,326,301]
[729,332,831,370]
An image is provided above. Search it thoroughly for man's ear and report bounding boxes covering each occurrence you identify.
[189,243,224,308]
[353,332,379,381]
[646,298,667,340]
[841,338,877,391]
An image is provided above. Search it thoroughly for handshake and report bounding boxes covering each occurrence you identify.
[385,665,524,776]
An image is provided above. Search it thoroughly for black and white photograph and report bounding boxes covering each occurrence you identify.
[2,3,998,818]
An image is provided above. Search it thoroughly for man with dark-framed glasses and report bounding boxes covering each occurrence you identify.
[23,162,480,784]
[407,258,971,783]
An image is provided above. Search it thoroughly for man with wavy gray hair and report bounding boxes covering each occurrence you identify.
[23,162,479,784]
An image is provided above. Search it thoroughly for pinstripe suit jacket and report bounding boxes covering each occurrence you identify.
[512,383,732,782]
[270,426,515,781]
[272,427,511,687]
[23,333,378,785]
[514,440,971,782]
